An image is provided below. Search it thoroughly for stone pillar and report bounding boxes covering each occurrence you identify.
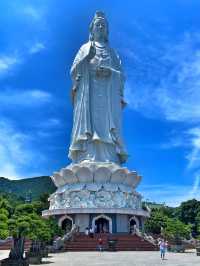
[116,214,129,233]
[75,214,89,232]
[140,216,146,231]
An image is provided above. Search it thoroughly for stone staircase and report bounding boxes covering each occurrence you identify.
[65,233,158,251]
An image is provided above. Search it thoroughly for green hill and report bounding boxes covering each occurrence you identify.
[0,176,56,200]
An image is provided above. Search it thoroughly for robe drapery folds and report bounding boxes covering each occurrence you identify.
[69,41,127,164]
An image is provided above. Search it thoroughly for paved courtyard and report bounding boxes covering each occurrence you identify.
[1,250,200,266]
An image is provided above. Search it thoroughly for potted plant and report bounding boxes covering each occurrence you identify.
[196,240,200,256]
[26,240,42,264]
[40,242,49,258]
[1,218,30,266]
[108,238,118,251]
[25,214,52,263]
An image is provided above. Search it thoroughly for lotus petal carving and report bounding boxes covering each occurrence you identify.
[94,167,111,183]
[76,166,93,183]
[51,172,66,187]
[123,172,141,188]
[51,161,142,189]
[61,168,77,184]
[111,168,127,184]
[132,175,142,188]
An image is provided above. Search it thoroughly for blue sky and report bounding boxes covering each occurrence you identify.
[0,0,200,206]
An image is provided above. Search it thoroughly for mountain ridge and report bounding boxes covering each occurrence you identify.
[0,176,56,200]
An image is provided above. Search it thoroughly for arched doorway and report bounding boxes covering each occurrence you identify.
[129,216,139,234]
[95,218,109,233]
[62,218,72,232]
[92,215,112,233]
[58,215,73,233]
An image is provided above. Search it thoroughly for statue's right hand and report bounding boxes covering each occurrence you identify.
[87,44,96,60]
[71,85,77,105]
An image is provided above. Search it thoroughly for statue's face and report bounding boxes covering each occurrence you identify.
[92,18,107,41]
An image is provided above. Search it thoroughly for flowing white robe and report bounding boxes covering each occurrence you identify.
[69,41,127,164]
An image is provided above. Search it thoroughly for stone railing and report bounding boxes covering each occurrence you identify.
[53,224,79,251]
[133,228,157,246]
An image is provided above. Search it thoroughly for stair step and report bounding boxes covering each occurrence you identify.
[64,233,158,252]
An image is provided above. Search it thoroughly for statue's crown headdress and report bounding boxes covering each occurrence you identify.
[89,11,109,42]
[94,11,106,21]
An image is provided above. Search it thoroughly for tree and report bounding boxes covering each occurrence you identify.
[27,213,51,243]
[0,196,12,216]
[11,203,62,243]
[195,211,200,237]
[32,193,50,216]
[175,199,200,236]
[8,217,30,259]
[144,208,192,243]
[176,199,200,224]
[159,206,175,218]
[15,203,36,216]
[163,218,191,243]
[144,209,168,234]
[0,207,9,239]
[5,200,62,260]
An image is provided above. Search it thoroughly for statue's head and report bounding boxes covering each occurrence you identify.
[89,11,109,42]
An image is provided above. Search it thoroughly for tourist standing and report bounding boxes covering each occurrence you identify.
[98,237,103,251]
[85,227,89,236]
[159,239,167,260]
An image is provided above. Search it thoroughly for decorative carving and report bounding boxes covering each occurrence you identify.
[49,182,142,210]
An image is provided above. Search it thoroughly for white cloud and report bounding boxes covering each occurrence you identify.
[157,127,200,200]
[139,183,200,207]
[0,120,45,179]
[28,89,51,101]
[124,32,200,203]
[189,172,200,199]
[42,118,61,127]
[21,6,42,21]
[29,42,45,54]
[0,41,46,78]
[186,127,200,170]
[160,137,186,150]
[34,119,62,138]
[0,88,52,107]
[125,32,200,123]
[0,164,19,180]
[0,55,20,75]
[0,4,46,77]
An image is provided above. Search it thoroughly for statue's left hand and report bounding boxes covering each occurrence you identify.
[71,74,81,104]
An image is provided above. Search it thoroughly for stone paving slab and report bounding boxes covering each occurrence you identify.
[1,250,199,266]
[32,250,199,266]
[0,250,9,261]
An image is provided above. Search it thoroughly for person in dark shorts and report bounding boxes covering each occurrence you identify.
[98,238,103,251]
